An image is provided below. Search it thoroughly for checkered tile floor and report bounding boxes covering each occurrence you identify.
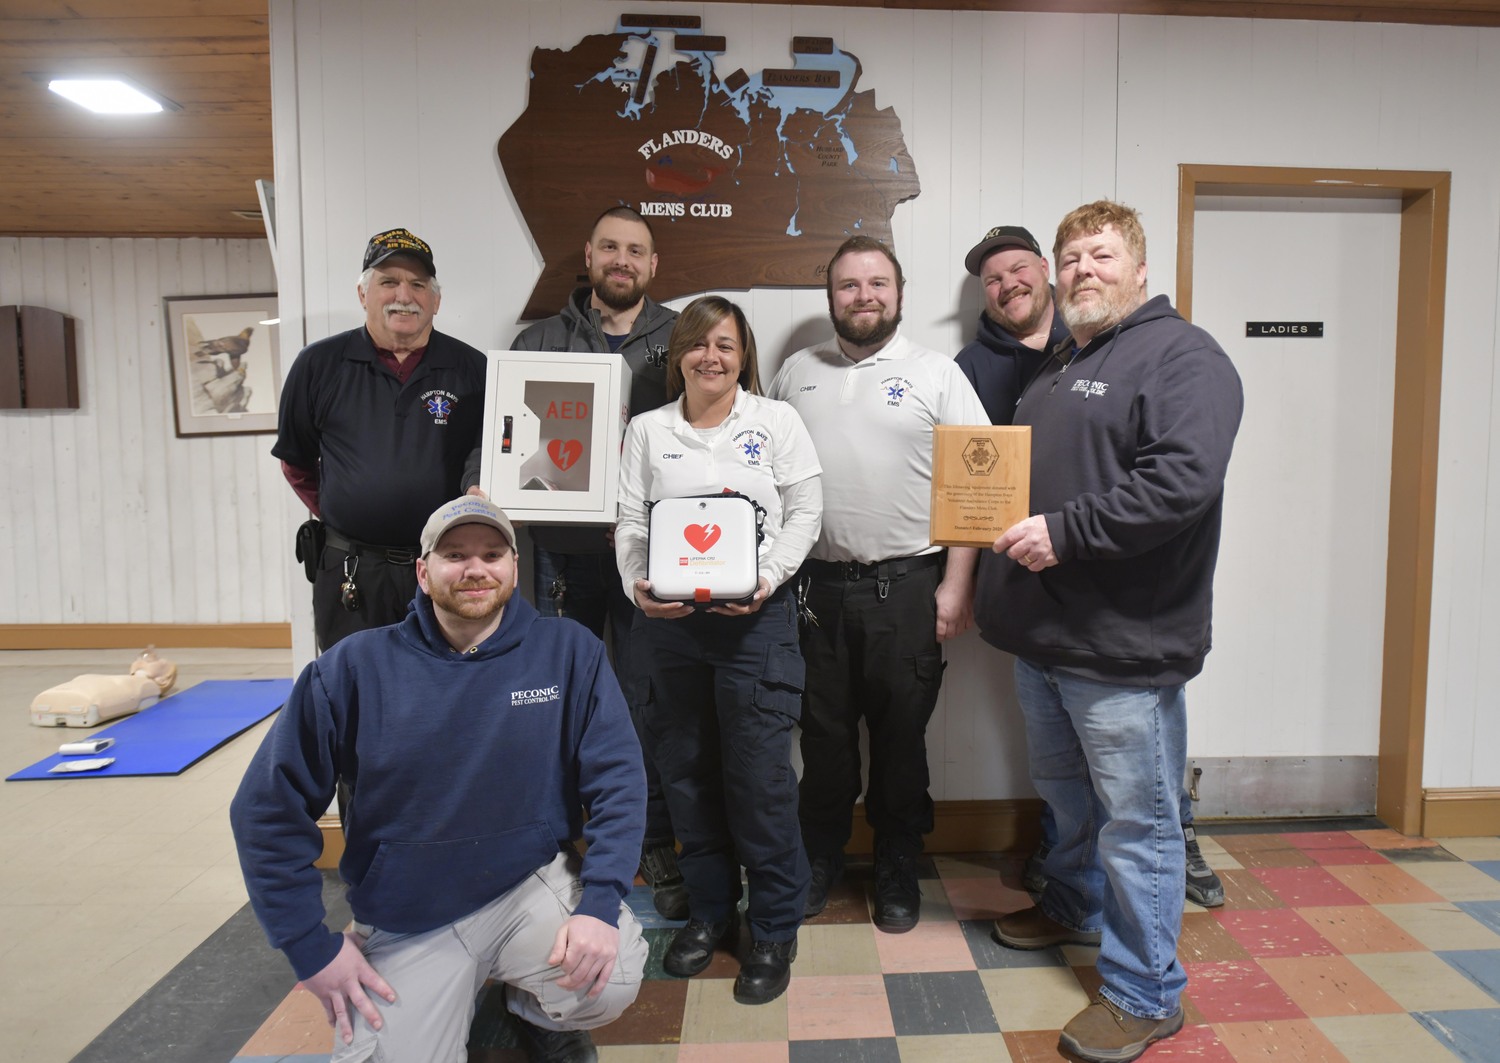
[232,828,1500,1062]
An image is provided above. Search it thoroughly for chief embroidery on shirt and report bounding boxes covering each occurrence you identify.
[733,428,769,466]
[422,389,458,425]
[880,376,914,407]
[1069,379,1110,397]
[645,344,668,368]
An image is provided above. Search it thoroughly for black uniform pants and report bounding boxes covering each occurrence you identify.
[534,545,673,845]
[312,540,418,652]
[797,557,946,861]
[635,590,809,942]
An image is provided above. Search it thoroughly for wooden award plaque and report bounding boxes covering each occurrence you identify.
[929,425,1030,548]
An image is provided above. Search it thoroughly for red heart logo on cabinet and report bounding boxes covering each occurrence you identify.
[547,438,582,470]
[684,523,721,552]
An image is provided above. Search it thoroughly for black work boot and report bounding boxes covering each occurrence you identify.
[805,851,845,917]
[514,1018,598,1062]
[872,848,921,933]
[663,914,739,977]
[639,841,690,920]
[733,938,798,1005]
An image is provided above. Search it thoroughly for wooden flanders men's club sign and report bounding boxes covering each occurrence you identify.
[499,13,922,319]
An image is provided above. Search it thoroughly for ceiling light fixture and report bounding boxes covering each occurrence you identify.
[48,78,172,115]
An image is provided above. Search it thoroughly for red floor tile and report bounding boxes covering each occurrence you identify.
[1002,1029,1070,1061]
[1218,870,1288,911]
[1212,1017,1350,1061]
[1140,1022,1236,1060]
[1257,955,1404,1018]
[1183,961,1306,1023]
[1216,909,1339,958]
[1250,867,1367,907]
[1325,864,1445,905]
[1296,906,1424,954]
[786,973,895,1041]
[1282,831,1367,851]
[1303,846,1391,867]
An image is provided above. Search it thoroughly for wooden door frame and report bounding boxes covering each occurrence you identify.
[1176,164,1449,835]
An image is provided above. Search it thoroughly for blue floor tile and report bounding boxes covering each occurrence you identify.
[790,1038,901,1062]
[883,970,1000,1036]
[1411,1009,1500,1063]
[1438,950,1500,1003]
[960,919,1067,970]
[1457,901,1500,938]
[1474,861,1500,882]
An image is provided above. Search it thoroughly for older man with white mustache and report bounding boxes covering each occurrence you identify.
[275,228,489,652]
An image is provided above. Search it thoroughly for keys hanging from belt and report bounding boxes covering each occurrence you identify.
[795,574,819,629]
[548,575,567,618]
[340,555,362,613]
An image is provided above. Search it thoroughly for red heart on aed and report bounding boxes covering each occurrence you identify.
[547,438,582,471]
[684,523,721,552]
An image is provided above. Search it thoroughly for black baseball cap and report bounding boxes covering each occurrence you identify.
[964,225,1043,276]
[363,227,436,277]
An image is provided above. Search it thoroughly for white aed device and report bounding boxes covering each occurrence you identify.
[646,493,763,606]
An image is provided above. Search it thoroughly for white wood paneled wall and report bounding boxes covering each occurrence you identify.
[254,3,1500,792]
[0,237,289,626]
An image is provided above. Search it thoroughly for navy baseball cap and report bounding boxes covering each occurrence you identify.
[964,225,1043,276]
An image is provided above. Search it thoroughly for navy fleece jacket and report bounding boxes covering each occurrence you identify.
[229,593,645,981]
[954,300,1066,426]
[974,295,1244,686]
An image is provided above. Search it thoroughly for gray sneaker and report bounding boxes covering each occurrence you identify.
[1183,825,1225,907]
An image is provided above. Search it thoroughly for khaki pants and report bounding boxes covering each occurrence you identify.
[331,851,646,1063]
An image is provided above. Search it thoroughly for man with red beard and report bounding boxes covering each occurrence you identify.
[277,229,488,652]
[955,225,1068,426]
[769,237,987,933]
[465,206,685,920]
[974,201,1242,1063]
[232,496,647,1063]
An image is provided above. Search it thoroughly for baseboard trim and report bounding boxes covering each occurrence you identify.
[1421,787,1500,837]
[0,623,291,650]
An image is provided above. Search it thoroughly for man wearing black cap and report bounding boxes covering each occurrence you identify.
[275,228,488,651]
[955,225,1068,427]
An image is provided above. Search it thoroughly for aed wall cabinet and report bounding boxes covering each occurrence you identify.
[479,350,633,524]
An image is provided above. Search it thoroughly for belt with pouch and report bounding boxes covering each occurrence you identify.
[323,527,418,566]
[803,552,944,583]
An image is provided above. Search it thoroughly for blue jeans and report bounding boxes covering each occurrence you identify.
[1014,658,1188,1020]
[1039,774,1197,851]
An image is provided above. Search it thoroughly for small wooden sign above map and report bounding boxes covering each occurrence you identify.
[499,14,922,319]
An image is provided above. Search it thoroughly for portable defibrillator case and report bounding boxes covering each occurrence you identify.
[646,492,765,606]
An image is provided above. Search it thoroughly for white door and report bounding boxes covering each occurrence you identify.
[1187,196,1401,814]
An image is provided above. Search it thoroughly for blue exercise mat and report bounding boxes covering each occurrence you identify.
[7,678,292,781]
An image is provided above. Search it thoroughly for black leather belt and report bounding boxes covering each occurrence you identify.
[324,528,418,566]
[803,552,944,582]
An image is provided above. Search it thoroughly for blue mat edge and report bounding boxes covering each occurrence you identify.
[6,678,291,782]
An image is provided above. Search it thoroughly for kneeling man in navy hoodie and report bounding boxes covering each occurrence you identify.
[232,496,647,1063]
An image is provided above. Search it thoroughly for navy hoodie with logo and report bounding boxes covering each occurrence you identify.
[954,298,1068,426]
[974,294,1244,686]
[229,592,645,981]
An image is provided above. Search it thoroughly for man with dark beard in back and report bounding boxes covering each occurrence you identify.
[464,206,685,920]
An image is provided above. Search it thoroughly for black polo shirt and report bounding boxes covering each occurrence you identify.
[274,326,487,548]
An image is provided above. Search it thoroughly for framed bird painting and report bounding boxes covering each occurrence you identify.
[164,293,280,437]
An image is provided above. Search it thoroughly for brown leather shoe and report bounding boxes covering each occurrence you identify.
[1059,999,1184,1062]
[991,905,1102,950]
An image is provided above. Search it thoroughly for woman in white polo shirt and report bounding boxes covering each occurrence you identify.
[615,295,822,1006]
